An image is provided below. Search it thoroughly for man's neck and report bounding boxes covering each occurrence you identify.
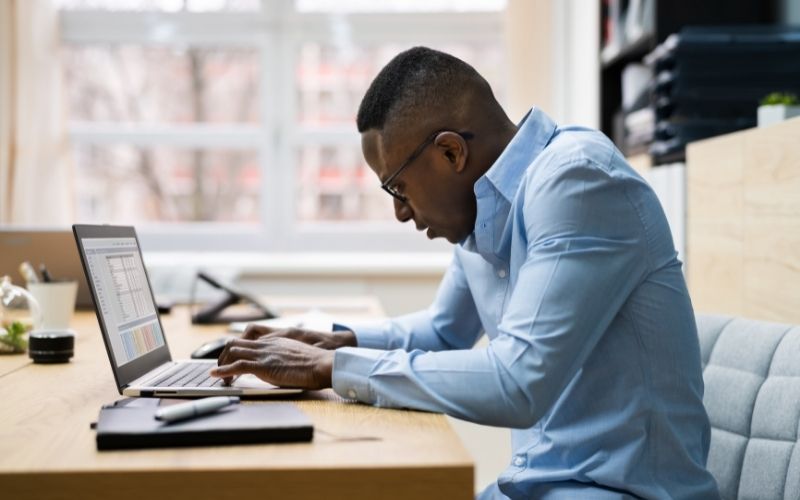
[474,119,519,179]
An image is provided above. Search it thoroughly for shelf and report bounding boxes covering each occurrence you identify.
[600,33,655,69]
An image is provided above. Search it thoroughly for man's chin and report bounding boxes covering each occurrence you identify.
[439,231,463,245]
[423,226,465,244]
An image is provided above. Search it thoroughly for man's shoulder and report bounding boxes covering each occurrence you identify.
[519,126,641,194]
[537,126,615,173]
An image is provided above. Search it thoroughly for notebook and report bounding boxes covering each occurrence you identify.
[73,224,301,398]
[95,397,313,450]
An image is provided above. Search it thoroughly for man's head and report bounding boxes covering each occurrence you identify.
[357,47,515,244]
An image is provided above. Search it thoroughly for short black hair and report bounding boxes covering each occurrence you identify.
[356,46,490,134]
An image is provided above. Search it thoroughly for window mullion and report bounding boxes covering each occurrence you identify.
[259,1,294,252]
[67,124,262,149]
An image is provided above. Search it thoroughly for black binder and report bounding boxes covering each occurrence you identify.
[94,399,313,451]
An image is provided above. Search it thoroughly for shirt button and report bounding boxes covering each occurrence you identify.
[347,389,357,399]
[497,269,507,278]
[513,456,525,467]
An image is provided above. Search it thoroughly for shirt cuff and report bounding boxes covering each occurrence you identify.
[333,320,389,350]
[332,346,385,404]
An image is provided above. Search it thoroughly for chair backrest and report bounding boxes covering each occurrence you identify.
[696,314,800,500]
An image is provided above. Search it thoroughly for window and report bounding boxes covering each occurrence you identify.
[58,0,508,252]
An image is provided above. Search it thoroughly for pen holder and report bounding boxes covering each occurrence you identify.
[27,281,78,331]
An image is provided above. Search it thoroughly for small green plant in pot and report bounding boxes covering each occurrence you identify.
[0,321,28,353]
[758,92,800,128]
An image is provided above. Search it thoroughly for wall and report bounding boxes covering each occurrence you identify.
[551,0,600,128]
[504,0,600,128]
[504,0,553,122]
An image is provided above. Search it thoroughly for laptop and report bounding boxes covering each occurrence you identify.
[0,228,93,308]
[73,224,301,397]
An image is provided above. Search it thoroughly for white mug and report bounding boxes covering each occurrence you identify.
[27,281,78,331]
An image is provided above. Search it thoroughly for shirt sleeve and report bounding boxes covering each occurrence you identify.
[344,251,484,352]
[333,159,650,428]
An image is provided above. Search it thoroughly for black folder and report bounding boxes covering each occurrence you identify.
[95,399,313,451]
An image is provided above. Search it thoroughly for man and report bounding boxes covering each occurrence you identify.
[212,47,720,499]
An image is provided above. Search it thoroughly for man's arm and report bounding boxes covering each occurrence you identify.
[211,252,485,386]
[348,251,484,352]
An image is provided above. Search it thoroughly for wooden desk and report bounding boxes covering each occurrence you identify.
[0,298,474,500]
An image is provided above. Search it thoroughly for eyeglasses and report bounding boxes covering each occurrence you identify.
[380,130,474,203]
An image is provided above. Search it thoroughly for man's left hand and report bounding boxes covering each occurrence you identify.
[210,337,335,390]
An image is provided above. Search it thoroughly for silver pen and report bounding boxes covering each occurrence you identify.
[154,396,240,423]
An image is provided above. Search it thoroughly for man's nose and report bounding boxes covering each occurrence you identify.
[394,197,413,223]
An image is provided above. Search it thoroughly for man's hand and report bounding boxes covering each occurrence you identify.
[210,337,335,390]
[241,324,357,350]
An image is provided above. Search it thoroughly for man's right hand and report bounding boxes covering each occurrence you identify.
[241,324,357,350]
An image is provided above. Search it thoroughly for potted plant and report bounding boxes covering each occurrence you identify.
[758,92,800,127]
[0,321,28,354]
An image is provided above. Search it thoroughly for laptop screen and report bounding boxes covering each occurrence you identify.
[82,237,165,365]
[74,225,172,391]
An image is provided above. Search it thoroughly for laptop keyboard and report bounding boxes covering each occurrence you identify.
[148,362,224,388]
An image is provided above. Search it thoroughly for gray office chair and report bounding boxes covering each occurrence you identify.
[696,314,800,500]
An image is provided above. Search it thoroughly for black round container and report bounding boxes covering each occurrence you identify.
[28,330,75,363]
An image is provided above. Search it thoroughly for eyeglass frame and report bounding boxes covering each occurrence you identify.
[379,129,474,203]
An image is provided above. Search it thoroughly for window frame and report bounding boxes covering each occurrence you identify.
[59,2,506,253]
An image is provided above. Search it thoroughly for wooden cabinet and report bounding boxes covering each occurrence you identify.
[686,117,800,323]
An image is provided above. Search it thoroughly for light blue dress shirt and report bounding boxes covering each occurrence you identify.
[332,108,720,499]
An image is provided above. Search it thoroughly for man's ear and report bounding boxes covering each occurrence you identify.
[436,132,469,173]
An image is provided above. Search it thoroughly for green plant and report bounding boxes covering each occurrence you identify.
[0,320,28,353]
[760,92,799,106]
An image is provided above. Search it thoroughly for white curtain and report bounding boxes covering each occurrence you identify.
[0,0,73,225]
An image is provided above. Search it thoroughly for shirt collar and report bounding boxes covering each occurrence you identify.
[460,107,558,255]
[481,107,558,202]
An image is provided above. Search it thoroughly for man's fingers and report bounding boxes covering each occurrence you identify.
[242,324,277,340]
[226,345,260,361]
[261,327,337,348]
[226,338,270,349]
[217,338,267,367]
[210,359,258,379]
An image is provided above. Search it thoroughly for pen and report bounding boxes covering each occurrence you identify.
[19,261,39,285]
[154,396,240,423]
[40,264,52,283]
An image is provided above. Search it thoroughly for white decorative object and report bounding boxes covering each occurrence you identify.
[758,104,800,128]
